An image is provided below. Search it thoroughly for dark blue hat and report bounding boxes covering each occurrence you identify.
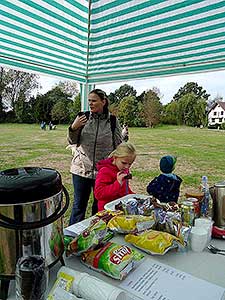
[160,155,177,173]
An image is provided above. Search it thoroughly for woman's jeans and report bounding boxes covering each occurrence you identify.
[69,174,98,225]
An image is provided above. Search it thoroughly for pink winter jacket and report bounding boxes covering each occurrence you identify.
[94,157,134,211]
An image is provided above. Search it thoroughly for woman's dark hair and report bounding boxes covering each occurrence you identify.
[89,89,109,113]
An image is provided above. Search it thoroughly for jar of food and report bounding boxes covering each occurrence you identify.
[186,197,200,218]
[181,201,195,226]
[185,190,204,201]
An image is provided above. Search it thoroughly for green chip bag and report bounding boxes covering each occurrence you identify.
[81,241,144,280]
[67,219,113,255]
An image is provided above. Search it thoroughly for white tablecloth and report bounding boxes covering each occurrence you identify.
[7,234,225,300]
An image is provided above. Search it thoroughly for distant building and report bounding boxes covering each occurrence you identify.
[208,101,225,128]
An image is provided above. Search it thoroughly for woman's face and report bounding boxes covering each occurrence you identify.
[88,92,106,113]
[113,155,136,171]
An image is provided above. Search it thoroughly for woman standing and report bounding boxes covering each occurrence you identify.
[67,89,122,224]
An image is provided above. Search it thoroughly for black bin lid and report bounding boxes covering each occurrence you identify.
[0,167,62,204]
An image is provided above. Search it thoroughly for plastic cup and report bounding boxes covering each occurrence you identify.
[190,227,208,252]
[194,218,214,244]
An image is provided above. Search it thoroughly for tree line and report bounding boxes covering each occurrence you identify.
[0,67,222,127]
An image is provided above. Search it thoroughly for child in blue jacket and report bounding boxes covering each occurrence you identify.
[147,155,182,203]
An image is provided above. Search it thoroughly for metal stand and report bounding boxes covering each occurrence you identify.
[0,278,11,300]
[0,254,65,299]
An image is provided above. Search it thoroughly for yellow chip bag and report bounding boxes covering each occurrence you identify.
[107,215,154,233]
[125,229,184,255]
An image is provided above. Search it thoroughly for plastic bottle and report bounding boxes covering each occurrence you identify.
[200,176,213,218]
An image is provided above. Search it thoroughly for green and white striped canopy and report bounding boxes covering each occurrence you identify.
[1,0,225,85]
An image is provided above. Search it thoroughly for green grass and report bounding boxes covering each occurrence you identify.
[1,124,225,225]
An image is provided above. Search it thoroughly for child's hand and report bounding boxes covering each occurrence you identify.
[117,171,130,185]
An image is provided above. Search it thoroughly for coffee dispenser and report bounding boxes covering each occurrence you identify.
[210,181,225,228]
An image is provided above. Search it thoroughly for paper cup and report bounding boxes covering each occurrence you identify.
[190,227,208,252]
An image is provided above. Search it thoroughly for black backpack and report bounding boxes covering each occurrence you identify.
[77,111,117,149]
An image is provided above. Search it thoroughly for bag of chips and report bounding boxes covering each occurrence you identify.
[115,196,153,216]
[107,215,154,234]
[67,219,113,256]
[94,210,124,224]
[81,241,144,280]
[153,208,183,238]
[125,229,184,255]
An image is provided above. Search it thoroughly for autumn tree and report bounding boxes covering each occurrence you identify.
[141,89,163,127]
[56,80,79,98]
[173,82,210,102]
[162,101,179,125]
[68,93,81,122]
[109,84,137,105]
[51,100,71,123]
[2,68,39,111]
[0,67,6,122]
[33,86,72,123]
[118,96,141,126]
[177,93,207,126]
[14,94,36,123]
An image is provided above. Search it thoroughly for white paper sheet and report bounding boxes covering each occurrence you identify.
[63,218,93,237]
[120,258,225,300]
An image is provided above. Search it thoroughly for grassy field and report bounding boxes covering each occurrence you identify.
[1,123,225,225]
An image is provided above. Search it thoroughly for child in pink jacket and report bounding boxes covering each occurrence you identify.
[94,142,136,211]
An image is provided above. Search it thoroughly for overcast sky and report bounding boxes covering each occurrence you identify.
[38,69,225,105]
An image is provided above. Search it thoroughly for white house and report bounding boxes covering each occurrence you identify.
[208,101,225,127]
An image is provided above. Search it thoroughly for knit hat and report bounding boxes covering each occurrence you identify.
[160,155,177,174]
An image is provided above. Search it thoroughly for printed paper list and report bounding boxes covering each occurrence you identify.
[120,259,225,300]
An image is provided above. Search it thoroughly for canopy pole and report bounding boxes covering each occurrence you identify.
[80,83,95,111]
[80,1,94,111]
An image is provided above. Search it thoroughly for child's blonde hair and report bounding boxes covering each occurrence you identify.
[109,142,136,158]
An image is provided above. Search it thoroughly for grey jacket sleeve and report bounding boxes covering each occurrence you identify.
[114,118,122,147]
[67,126,82,145]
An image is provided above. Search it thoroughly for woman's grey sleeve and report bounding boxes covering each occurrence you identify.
[114,118,122,147]
[67,126,81,144]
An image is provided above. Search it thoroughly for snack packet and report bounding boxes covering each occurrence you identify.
[81,241,144,280]
[94,210,124,224]
[125,229,184,255]
[115,196,153,216]
[107,215,154,233]
[153,208,183,238]
[136,197,153,216]
[47,270,74,299]
[67,219,113,256]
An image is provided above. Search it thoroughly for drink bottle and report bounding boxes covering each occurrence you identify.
[200,175,213,218]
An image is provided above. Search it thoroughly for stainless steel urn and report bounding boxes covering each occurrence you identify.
[0,167,69,280]
[210,181,225,228]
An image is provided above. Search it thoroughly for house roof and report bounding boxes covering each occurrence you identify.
[218,101,225,111]
[208,101,225,114]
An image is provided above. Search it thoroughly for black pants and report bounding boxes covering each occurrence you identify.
[69,174,97,225]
